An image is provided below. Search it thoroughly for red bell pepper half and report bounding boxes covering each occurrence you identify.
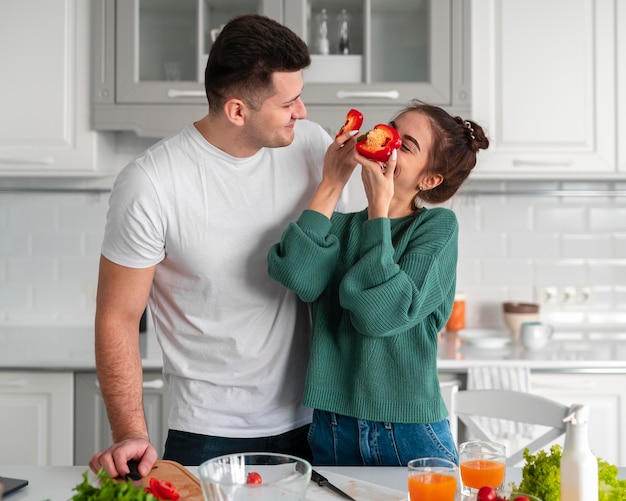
[355,124,402,162]
[335,108,364,138]
[145,477,180,501]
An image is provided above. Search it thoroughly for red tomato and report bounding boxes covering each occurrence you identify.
[336,108,364,138]
[477,486,497,501]
[246,472,262,484]
[145,477,180,501]
[513,497,530,501]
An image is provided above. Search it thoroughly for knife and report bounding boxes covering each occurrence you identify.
[310,469,357,501]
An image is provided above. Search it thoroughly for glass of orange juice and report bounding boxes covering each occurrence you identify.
[407,457,458,501]
[459,440,506,496]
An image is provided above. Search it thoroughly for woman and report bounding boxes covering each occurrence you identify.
[268,100,489,466]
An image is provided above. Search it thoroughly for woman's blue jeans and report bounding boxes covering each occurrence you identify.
[308,409,458,466]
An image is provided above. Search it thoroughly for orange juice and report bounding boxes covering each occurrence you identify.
[408,472,456,501]
[460,459,505,489]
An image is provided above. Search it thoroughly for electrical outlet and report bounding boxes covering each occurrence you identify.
[534,285,558,304]
[534,285,591,305]
[559,286,577,305]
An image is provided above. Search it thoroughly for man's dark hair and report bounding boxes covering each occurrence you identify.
[205,14,311,111]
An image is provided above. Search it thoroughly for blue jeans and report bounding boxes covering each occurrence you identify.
[308,409,458,466]
[163,425,312,465]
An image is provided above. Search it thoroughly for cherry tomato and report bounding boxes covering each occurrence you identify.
[145,477,180,501]
[477,486,497,501]
[246,472,262,484]
[513,497,530,501]
[336,108,364,138]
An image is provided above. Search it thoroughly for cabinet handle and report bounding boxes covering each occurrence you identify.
[166,89,206,99]
[0,157,54,165]
[512,159,574,167]
[0,378,28,387]
[336,90,400,100]
[142,379,165,389]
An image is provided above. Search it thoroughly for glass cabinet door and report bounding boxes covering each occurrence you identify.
[115,0,282,104]
[284,0,453,106]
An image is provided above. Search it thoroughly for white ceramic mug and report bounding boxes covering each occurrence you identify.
[520,321,554,350]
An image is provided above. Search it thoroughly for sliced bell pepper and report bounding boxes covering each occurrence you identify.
[355,124,401,162]
[145,477,180,501]
[335,108,364,138]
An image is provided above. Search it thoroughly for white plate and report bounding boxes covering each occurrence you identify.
[459,329,512,349]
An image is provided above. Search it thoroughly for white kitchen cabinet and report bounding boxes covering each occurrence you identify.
[619,1,626,173]
[74,371,171,465]
[471,0,620,179]
[0,371,73,466]
[530,373,626,466]
[0,0,114,176]
[93,0,469,137]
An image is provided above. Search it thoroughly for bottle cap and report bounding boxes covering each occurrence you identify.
[563,404,590,425]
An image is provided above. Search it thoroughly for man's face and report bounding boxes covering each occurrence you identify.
[243,71,307,149]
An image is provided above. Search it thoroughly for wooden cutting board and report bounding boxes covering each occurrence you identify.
[142,460,203,501]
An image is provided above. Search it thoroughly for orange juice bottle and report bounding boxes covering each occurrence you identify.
[408,473,456,501]
[446,292,466,331]
[460,459,506,489]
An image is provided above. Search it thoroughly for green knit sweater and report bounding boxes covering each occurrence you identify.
[267,207,458,424]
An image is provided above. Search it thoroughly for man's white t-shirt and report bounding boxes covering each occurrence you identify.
[102,120,333,438]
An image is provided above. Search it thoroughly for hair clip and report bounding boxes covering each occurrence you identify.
[464,120,476,140]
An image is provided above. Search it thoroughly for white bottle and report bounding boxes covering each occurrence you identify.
[315,9,329,55]
[559,404,598,501]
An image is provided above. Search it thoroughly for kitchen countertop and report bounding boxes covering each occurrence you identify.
[1,465,624,501]
[437,329,626,373]
[1,326,626,373]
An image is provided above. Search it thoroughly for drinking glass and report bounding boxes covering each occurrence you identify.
[459,440,506,496]
[407,457,458,501]
[198,453,311,501]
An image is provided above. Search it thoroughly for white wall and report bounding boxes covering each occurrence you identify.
[1,134,625,330]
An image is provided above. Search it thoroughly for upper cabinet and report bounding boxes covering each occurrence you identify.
[619,2,626,174]
[0,0,114,176]
[471,0,622,179]
[93,0,470,138]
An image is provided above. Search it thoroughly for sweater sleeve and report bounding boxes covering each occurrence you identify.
[339,208,458,337]
[267,209,341,302]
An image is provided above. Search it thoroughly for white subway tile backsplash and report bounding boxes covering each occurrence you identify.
[534,206,587,231]
[562,234,612,258]
[2,178,626,328]
[31,232,84,256]
[6,257,57,282]
[589,207,626,230]
[509,233,559,258]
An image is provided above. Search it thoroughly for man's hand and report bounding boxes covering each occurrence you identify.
[89,437,158,479]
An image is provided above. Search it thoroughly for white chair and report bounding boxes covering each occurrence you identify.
[453,389,570,466]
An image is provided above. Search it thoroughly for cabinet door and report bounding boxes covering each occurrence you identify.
[471,0,617,178]
[113,0,283,104]
[0,0,112,175]
[74,371,171,465]
[285,0,466,108]
[0,372,73,466]
[531,373,626,467]
[618,1,626,173]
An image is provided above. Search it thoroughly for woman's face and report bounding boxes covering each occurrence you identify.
[390,111,435,196]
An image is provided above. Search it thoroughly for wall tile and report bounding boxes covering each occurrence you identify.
[562,234,612,258]
[534,206,587,231]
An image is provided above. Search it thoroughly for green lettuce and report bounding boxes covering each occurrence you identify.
[512,446,626,501]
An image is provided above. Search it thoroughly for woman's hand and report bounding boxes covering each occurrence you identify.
[359,148,397,219]
[308,130,360,218]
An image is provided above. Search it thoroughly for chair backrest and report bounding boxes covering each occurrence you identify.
[454,389,570,466]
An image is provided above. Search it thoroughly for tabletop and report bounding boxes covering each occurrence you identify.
[3,464,624,501]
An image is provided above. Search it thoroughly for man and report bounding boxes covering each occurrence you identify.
[89,14,348,479]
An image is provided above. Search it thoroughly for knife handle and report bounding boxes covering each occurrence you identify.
[311,469,328,486]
